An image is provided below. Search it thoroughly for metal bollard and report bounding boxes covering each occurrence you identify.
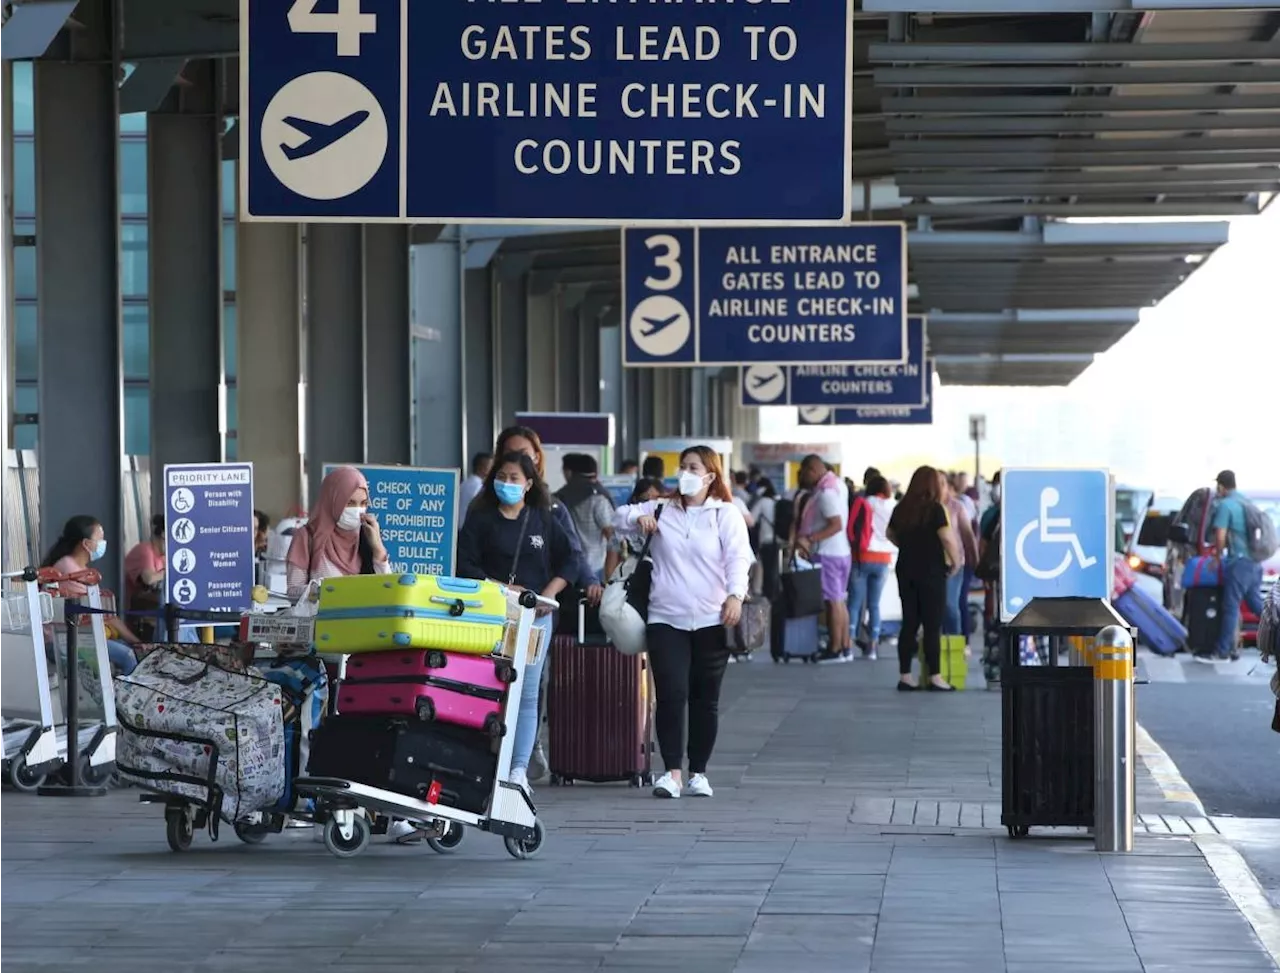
[1093,625,1135,852]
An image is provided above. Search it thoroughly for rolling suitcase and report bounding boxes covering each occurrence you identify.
[314,574,507,655]
[770,607,821,662]
[338,649,514,738]
[1112,586,1186,657]
[547,634,652,786]
[308,715,496,814]
[1185,587,1224,655]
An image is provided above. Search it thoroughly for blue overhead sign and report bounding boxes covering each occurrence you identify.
[796,362,934,425]
[242,0,853,224]
[622,225,907,367]
[324,464,459,577]
[1000,467,1113,622]
[741,315,927,408]
[164,463,256,614]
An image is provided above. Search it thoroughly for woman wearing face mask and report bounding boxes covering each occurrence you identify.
[41,515,141,675]
[615,446,752,800]
[456,451,578,793]
[285,466,390,601]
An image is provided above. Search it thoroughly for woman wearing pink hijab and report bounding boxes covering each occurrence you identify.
[286,466,390,601]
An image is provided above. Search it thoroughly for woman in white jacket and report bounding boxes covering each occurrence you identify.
[616,446,752,800]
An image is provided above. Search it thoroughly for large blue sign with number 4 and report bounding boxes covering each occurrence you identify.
[242,0,853,224]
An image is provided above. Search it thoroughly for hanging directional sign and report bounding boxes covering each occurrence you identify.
[797,362,935,425]
[622,224,907,367]
[242,0,853,224]
[740,315,927,408]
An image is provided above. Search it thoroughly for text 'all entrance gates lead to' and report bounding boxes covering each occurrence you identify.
[1000,467,1114,622]
[241,0,853,223]
[622,225,908,367]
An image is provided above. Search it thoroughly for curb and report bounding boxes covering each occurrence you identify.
[1136,721,1280,968]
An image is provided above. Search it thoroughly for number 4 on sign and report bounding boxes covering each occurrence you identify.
[288,0,377,57]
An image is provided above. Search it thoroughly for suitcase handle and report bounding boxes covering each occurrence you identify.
[429,595,482,616]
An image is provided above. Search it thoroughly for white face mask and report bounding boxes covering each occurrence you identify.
[338,507,365,531]
[678,471,707,497]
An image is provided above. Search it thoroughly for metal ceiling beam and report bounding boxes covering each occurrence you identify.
[889,136,1280,154]
[908,223,1228,247]
[868,41,1280,63]
[901,167,1277,188]
[880,93,1280,114]
[864,0,1280,13]
[886,114,1280,134]
[899,180,1279,196]
[903,201,1260,216]
[873,65,1280,86]
[929,309,1141,325]
[892,150,1280,169]
[933,354,1097,364]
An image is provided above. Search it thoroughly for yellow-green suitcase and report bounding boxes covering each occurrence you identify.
[314,574,507,655]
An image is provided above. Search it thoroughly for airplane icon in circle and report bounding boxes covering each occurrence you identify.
[750,372,780,392]
[281,110,370,160]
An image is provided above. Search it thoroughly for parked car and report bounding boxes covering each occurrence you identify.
[1116,485,1154,550]
[1124,495,1182,604]
[1165,488,1280,644]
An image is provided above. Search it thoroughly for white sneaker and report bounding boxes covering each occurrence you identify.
[686,773,713,798]
[509,766,531,794]
[652,772,682,799]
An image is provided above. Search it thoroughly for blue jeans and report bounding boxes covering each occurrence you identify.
[847,561,890,645]
[959,566,976,639]
[943,571,965,636]
[1216,557,1265,658]
[512,613,555,772]
[107,640,138,675]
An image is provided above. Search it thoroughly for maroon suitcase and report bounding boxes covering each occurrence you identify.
[547,634,653,787]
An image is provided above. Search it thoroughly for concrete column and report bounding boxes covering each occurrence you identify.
[492,254,528,430]
[237,220,303,519]
[410,239,464,470]
[463,263,494,460]
[635,369,655,442]
[305,224,364,497]
[599,309,623,448]
[577,292,608,414]
[34,49,124,586]
[362,224,411,466]
[690,369,709,437]
[148,64,224,505]
[525,275,556,412]
[3,59,14,451]
[554,285,585,412]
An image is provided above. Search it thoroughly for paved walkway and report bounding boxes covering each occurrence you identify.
[4,654,1278,973]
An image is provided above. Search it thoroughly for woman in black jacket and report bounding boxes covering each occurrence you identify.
[457,451,578,793]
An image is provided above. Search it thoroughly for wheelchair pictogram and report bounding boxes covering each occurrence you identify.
[1014,487,1099,581]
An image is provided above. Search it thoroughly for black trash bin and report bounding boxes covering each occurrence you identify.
[1000,597,1133,838]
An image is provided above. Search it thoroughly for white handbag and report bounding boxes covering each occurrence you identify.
[598,505,665,656]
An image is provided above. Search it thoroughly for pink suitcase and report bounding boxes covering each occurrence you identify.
[338,650,515,739]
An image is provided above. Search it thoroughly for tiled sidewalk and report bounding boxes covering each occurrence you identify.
[2,655,1276,973]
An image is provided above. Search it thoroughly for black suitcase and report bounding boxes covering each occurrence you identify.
[309,716,497,814]
[1185,587,1223,654]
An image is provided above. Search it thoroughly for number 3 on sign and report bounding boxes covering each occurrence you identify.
[644,235,683,291]
[288,0,377,57]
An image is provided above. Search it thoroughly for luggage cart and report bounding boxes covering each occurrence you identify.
[295,589,549,860]
[2,572,60,789]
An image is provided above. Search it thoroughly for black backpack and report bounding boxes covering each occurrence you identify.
[774,497,796,543]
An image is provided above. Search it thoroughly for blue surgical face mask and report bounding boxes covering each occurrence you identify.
[90,539,107,562]
[494,481,526,506]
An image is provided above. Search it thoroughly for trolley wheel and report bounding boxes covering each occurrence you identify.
[549,773,562,787]
[234,820,272,845]
[166,809,194,852]
[484,714,506,740]
[8,754,46,793]
[504,820,546,860]
[80,757,113,787]
[323,815,371,858]
[426,821,466,854]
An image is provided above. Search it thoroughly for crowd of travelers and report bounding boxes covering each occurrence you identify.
[39,435,995,806]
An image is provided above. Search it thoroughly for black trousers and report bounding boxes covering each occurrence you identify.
[897,573,946,677]
[647,623,731,775]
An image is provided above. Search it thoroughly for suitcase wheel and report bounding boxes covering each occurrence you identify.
[426,650,447,669]
[448,599,466,618]
[484,714,506,740]
[493,660,516,684]
[416,697,437,722]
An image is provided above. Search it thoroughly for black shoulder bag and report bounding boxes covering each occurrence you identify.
[624,503,665,619]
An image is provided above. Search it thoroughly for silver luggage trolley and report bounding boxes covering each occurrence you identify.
[295,589,549,860]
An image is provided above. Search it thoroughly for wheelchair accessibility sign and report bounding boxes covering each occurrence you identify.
[1000,468,1113,621]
